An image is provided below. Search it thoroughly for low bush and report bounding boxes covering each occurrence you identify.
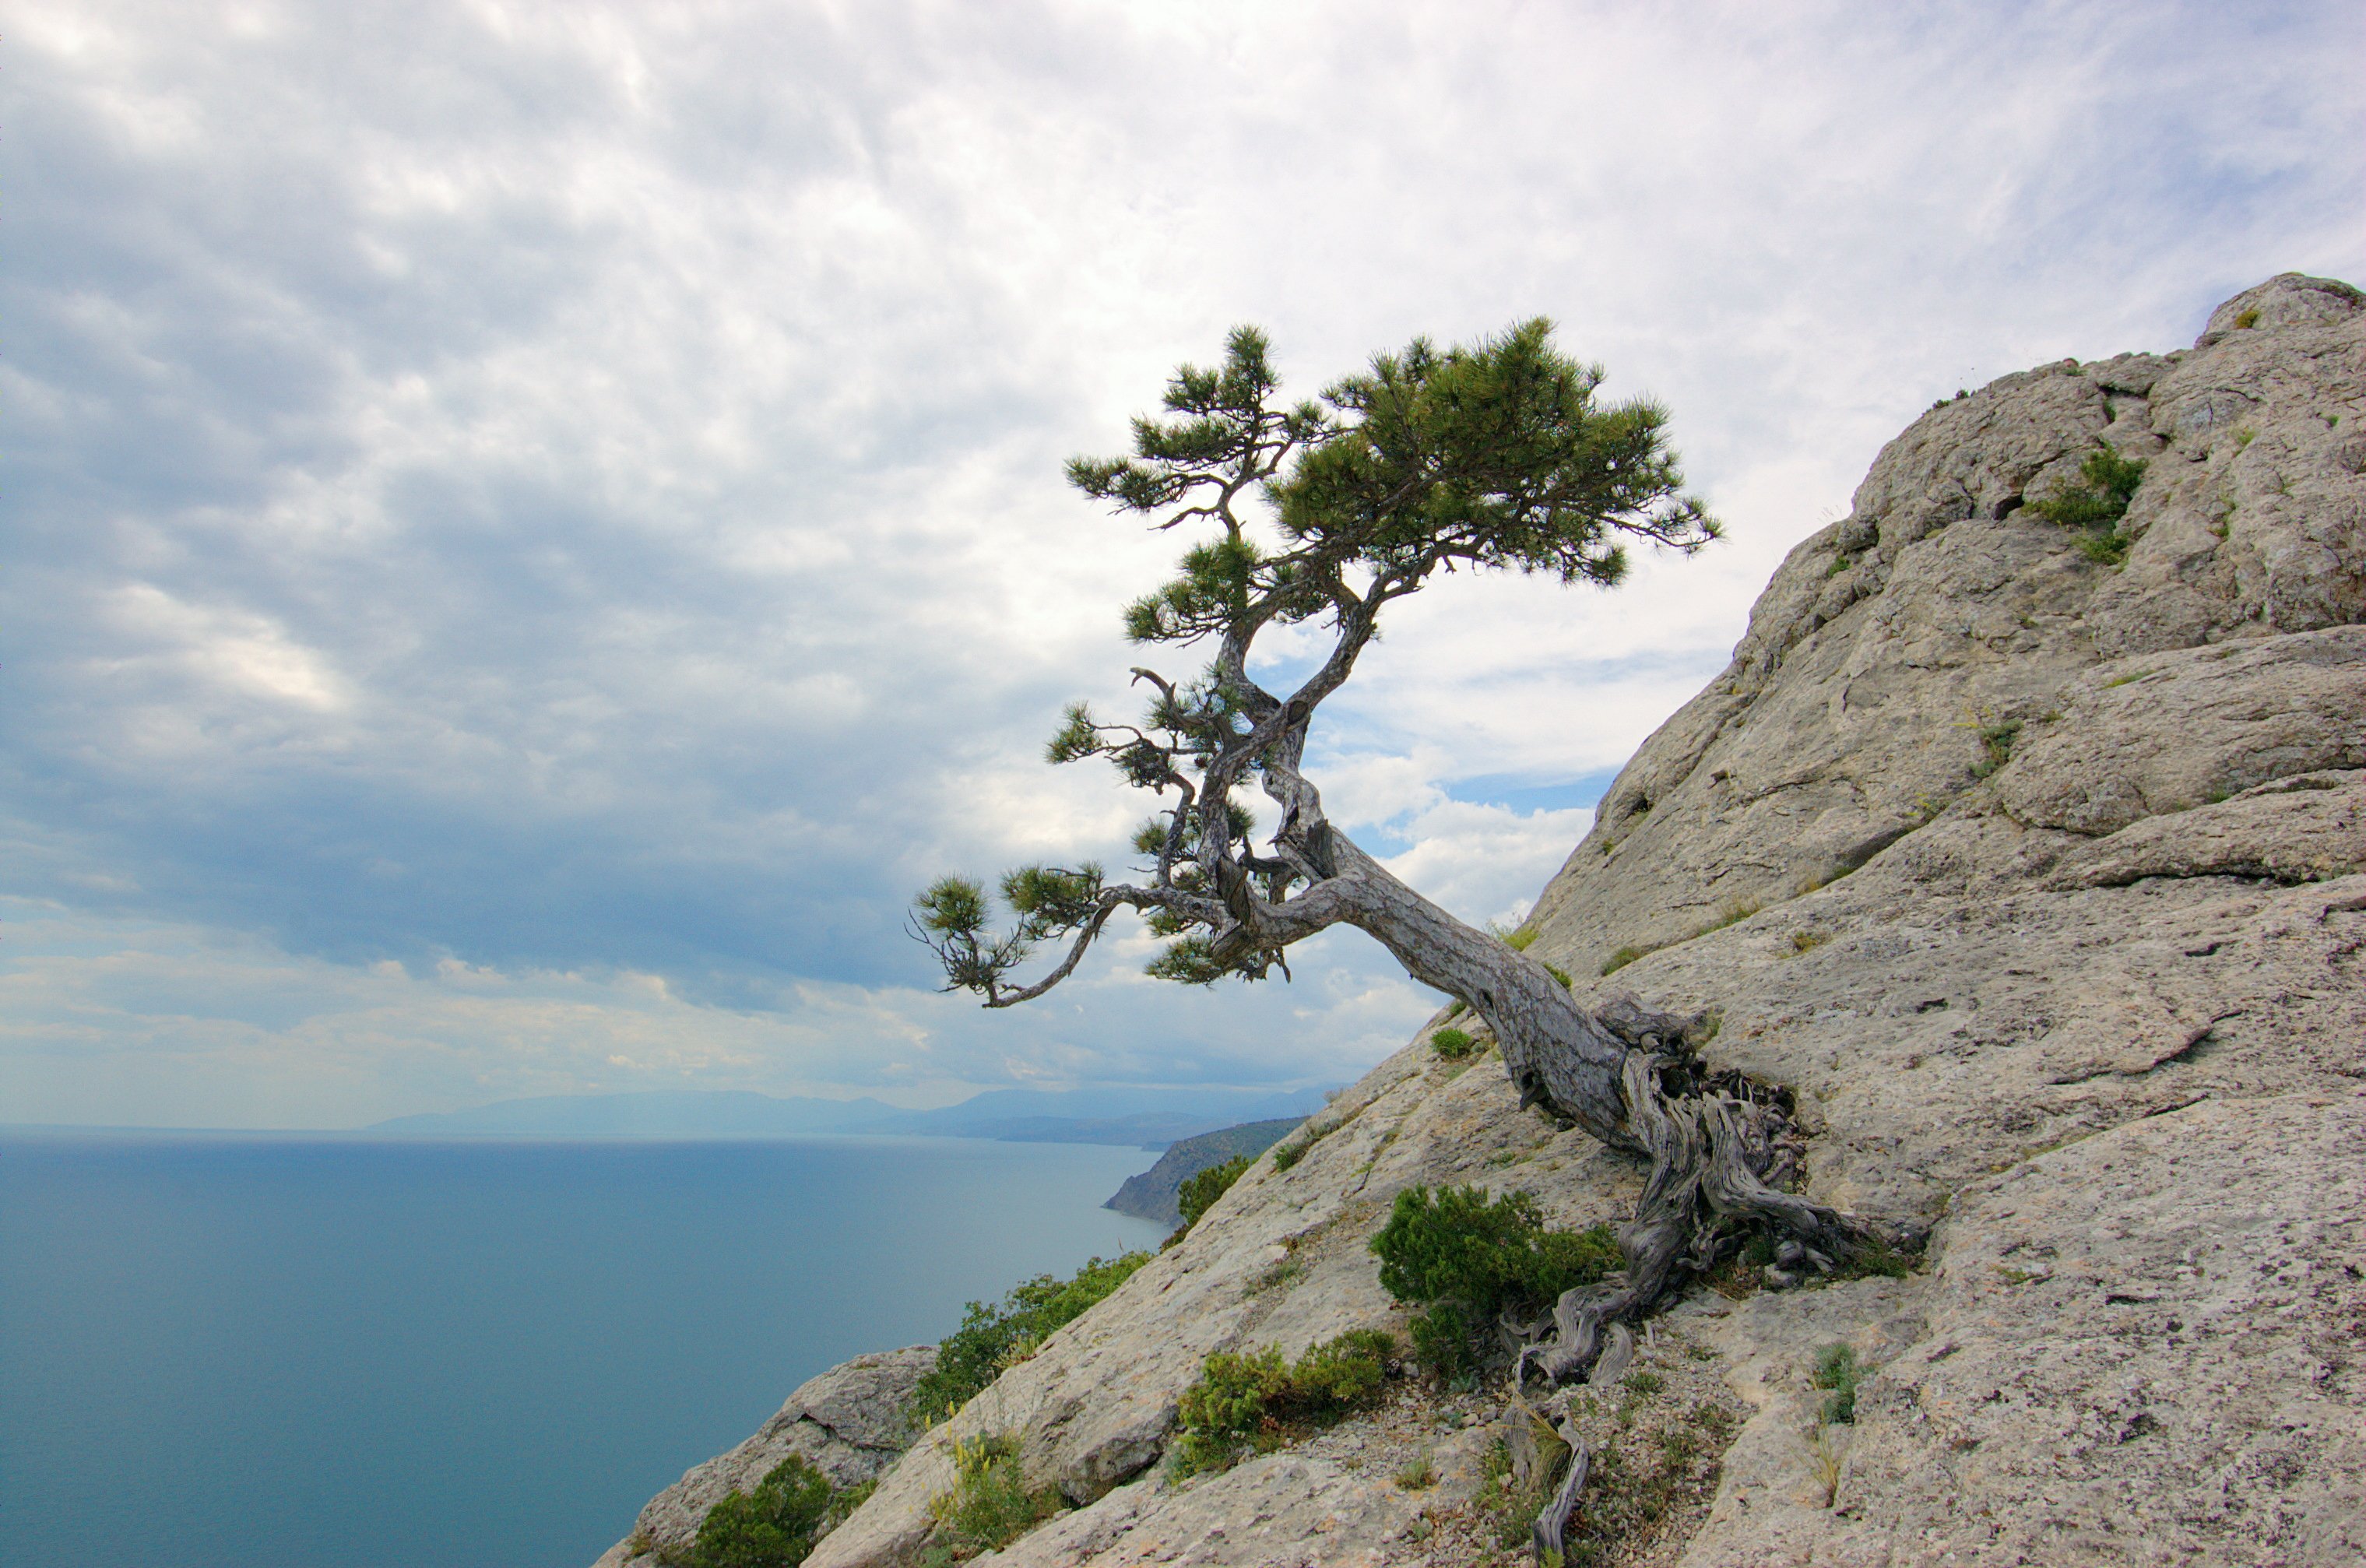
[1169,1329,1396,1477]
[684,1455,835,1568]
[1429,1027,1477,1060]
[919,1433,1062,1564]
[1370,1186,1619,1377]
[1173,1155,1252,1232]
[909,1253,1150,1422]
[2032,448,2147,565]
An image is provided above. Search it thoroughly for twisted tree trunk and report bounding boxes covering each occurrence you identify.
[1288,835,1911,1558]
[1299,833,1904,1380]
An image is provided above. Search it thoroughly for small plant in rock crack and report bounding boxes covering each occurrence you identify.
[1429,1026,1478,1060]
[919,1433,1063,1564]
[2031,447,2147,565]
[1969,718,2021,779]
[1810,1344,1862,1424]
[1807,1426,1845,1509]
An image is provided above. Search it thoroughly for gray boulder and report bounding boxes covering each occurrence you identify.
[592,1345,934,1567]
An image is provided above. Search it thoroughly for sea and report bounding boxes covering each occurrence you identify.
[0,1130,1169,1568]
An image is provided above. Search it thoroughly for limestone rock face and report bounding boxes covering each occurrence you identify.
[592,1345,935,1568]
[621,275,2366,1568]
[1528,269,2366,978]
[1678,1091,2366,1568]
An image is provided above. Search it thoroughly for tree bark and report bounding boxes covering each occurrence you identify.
[1273,832,1907,1561]
[1271,831,1900,1384]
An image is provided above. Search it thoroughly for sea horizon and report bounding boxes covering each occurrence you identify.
[0,1128,1168,1568]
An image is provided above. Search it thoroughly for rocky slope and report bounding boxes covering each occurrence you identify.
[596,272,2365,1568]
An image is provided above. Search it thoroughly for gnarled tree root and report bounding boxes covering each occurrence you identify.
[1507,1004,1923,1560]
[1532,1419,1591,1565]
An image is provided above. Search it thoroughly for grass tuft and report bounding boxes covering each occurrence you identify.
[1968,718,2022,779]
[1809,1345,1862,1425]
[919,1433,1062,1564]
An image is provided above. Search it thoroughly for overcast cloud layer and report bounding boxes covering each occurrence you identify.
[5,0,2360,1127]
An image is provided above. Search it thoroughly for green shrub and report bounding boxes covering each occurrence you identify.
[1542,962,1573,987]
[1370,1187,1619,1375]
[1290,1328,1394,1405]
[1810,1344,1862,1424]
[909,1253,1150,1422]
[687,1455,834,1568]
[1600,944,1648,976]
[1170,1330,1396,1477]
[1969,719,2021,779]
[2032,448,2146,566]
[2076,530,2131,565]
[920,1433,1062,1563]
[1272,1119,1334,1171]
[1829,1236,1914,1281]
[1408,1300,1471,1375]
[1173,1155,1252,1233]
[1429,1027,1476,1060]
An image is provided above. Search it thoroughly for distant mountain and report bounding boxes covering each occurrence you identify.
[364,1085,1330,1146]
[364,1091,898,1138]
[885,1085,1325,1147]
[1102,1118,1303,1223]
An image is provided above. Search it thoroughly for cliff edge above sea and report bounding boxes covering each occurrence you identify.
[600,273,2366,1568]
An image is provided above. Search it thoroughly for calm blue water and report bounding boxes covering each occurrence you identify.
[0,1132,1166,1568]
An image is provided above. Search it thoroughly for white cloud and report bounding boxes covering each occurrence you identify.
[2,0,2357,1123]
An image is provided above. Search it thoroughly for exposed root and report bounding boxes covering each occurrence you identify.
[1532,1417,1591,1563]
[1506,999,1922,1559]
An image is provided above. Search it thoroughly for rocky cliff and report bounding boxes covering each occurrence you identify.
[599,273,2365,1567]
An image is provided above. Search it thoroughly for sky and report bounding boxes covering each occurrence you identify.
[4,0,2360,1128]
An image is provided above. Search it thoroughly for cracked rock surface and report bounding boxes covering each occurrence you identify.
[606,274,2366,1568]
